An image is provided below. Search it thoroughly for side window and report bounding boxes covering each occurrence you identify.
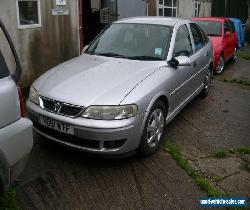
[190,23,204,52]
[224,21,231,33]
[173,25,193,57]
[228,21,236,33]
[198,25,209,44]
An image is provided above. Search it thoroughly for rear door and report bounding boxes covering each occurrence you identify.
[224,21,234,59]
[0,25,20,129]
[189,23,209,89]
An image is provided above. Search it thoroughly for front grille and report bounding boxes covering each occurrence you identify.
[40,97,84,118]
[34,123,100,149]
[60,105,82,116]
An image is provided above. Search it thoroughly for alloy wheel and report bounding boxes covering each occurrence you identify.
[146,109,165,148]
[216,56,225,74]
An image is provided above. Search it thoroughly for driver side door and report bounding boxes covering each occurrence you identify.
[170,24,196,110]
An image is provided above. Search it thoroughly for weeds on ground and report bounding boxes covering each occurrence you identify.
[0,187,17,210]
[237,51,250,60]
[164,143,227,197]
[222,78,250,86]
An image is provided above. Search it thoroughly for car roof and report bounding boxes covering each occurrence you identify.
[192,17,230,22]
[115,17,189,26]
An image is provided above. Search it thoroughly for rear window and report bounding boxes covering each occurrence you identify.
[228,21,236,33]
[194,20,222,36]
[0,24,16,79]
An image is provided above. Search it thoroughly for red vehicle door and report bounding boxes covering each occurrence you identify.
[223,21,235,60]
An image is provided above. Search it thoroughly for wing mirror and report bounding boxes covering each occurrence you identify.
[81,45,89,55]
[167,56,191,68]
[225,31,231,37]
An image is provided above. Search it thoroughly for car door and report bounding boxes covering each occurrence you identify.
[169,24,196,109]
[189,23,210,89]
[224,21,234,59]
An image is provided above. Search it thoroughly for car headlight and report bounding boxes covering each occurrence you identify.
[81,105,138,120]
[29,86,39,105]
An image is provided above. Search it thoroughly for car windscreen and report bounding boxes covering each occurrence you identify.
[86,23,173,61]
[194,20,222,36]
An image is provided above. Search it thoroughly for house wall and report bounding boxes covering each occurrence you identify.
[148,0,211,18]
[0,0,79,87]
[117,0,147,19]
[179,0,211,18]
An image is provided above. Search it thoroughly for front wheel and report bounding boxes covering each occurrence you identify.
[200,67,212,98]
[138,100,166,156]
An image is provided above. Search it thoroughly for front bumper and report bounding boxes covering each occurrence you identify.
[26,100,146,155]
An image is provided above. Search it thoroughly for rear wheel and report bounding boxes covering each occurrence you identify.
[232,47,237,61]
[138,100,166,156]
[215,55,225,74]
[200,66,212,98]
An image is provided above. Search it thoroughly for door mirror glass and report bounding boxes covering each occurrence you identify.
[175,56,191,66]
[81,45,89,55]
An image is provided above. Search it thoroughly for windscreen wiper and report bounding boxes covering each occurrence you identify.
[128,56,162,61]
[95,52,126,58]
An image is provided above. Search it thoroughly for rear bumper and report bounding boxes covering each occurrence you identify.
[27,100,146,155]
[0,118,33,191]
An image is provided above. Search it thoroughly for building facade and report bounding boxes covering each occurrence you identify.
[0,0,79,87]
[147,0,212,18]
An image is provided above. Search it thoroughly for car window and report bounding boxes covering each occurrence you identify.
[173,24,193,57]
[190,23,205,52]
[194,20,222,36]
[228,20,236,33]
[0,26,13,79]
[0,50,9,79]
[224,21,231,33]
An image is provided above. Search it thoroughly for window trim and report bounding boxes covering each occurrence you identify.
[16,0,42,30]
[157,0,178,17]
[194,0,201,17]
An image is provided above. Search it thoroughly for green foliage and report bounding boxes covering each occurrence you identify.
[164,143,226,198]
[0,187,17,210]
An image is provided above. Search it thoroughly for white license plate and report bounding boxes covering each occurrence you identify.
[40,116,74,135]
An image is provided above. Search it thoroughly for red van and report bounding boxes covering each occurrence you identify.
[193,17,238,74]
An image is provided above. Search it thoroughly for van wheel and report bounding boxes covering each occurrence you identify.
[200,67,212,98]
[138,100,166,156]
[215,55,225,74]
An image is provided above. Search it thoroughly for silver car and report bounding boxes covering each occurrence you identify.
[27,17,213,156]
[0,20,33,192]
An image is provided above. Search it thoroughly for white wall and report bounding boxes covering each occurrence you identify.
[178,0,212,18]
[117,0,147,19]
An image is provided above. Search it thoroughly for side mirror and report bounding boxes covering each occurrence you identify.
[225,31,231,37]
[81,45,89,55]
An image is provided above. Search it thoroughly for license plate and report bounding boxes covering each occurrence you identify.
[40,116,74,135]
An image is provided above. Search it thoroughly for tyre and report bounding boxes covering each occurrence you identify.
[138,100,166,156]
[215,55,225,74]
[232,47,237,62]
[200,66,212,98]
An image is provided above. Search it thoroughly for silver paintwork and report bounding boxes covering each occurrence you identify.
[0,77,33,191]
[27,17,213,155]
